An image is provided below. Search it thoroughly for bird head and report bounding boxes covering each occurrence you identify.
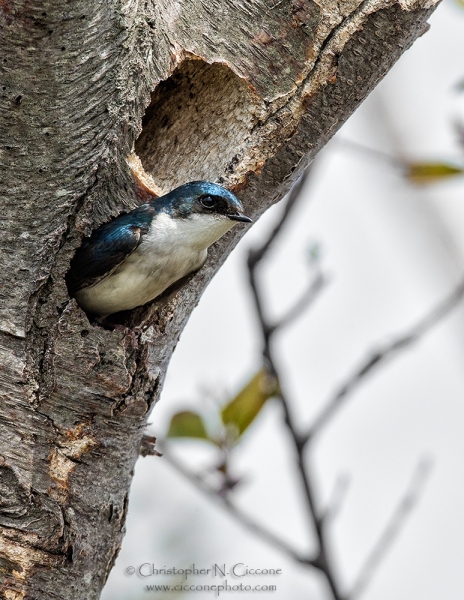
[153,181,252,249]
[162,181,252,223]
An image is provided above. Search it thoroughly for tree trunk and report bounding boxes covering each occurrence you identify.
[0,0,439,598]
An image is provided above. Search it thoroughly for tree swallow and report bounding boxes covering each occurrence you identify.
[67,181,252,316]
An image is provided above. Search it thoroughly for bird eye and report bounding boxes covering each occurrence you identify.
[199,196,216,209]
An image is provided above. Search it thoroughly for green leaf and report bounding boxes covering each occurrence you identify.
[406,162,464,185]
[221,370,278,439]
[166,411,210,441]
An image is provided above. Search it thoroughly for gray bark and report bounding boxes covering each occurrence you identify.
[0,0,439,598]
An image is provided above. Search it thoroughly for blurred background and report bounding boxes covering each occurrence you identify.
[102,1,464,598]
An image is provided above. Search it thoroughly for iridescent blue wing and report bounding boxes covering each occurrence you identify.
[67,220,146,295]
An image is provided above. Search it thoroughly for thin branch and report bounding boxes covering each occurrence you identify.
[455,121,464,151]
[304,276,464,444]
[159,444,316,568]
[140,434,163,457]
[246,168,313,347]
[272,271,327,332]
[335,138,402,168]
[348,458,433,600]
[321,473,351,524]
[247,166,346,600]
[248,166,313,268]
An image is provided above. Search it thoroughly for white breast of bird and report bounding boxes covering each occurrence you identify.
[75,211,235,315]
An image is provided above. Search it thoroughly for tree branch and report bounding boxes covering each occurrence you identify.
[247,170,345,600]
[303,276,464,444]
[273,271,327,333]
[245,168,462,599]
[348,458,433,600]
[335,138,402,168]
[321,473,351,524]
[248,167,313,266]
[159,445,317,568]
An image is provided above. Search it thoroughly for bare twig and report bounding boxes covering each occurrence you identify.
[159,444,316,568]
[248,166,313,268]
[247,167,316,367]
[335,138,402,168]
[247,166,346,600]
[140,434,163,457]
[455,121,464,150]
[303,276,464,444]
[272,271,327,332]
[322,473,351,524]
[348,458,433,600]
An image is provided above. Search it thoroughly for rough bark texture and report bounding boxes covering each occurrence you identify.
[0,0,439,598]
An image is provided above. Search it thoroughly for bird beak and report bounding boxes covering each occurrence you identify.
[227,213,253,223]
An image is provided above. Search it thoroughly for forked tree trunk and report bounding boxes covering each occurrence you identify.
[0,1,438,598]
